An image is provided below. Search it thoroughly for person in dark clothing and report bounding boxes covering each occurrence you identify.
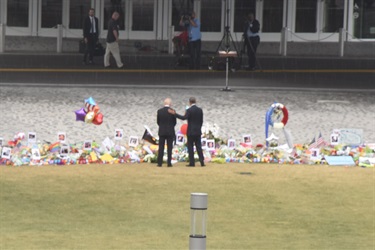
[157,98,177,167]
[83,8,99,65]
[104,11,124,68]
[169,97,205,167]
[243,12,260,70]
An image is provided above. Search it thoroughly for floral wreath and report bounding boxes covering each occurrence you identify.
[265,103,289,146]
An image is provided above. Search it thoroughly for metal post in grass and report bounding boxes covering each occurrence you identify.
[190,193,208,250]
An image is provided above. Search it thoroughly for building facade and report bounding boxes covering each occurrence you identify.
[0,0,374,43]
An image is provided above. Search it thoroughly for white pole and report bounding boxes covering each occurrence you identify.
[0,23,5,53]
[339,28,346,57]
[280,27,288,56]
[168,25,175,55]
[57,24,63,53]
[189,193,208,250]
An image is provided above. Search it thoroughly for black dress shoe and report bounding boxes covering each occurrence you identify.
[201,164,206,167]
[167,164,172,167]
[186,164,195,167]
[157,165,162,167]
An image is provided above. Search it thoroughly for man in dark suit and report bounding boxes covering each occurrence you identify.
[243,12,260,70]
[169,97,205,167]
[83,8,99,65]
[157,98,177,167]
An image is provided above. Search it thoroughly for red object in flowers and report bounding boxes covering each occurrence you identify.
[180,124,188,135]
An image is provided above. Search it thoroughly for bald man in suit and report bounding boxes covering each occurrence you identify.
[157,98,176,167]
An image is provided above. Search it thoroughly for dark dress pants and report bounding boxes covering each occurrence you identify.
[84,34,98,62]
[157,135,174,165]
[187,135,204,166]
[189,39,201,69]
[245,36,260,69]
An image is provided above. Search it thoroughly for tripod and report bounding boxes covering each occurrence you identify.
[215,0,240,91]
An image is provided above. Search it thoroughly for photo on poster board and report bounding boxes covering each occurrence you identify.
[129,136,139,147]
[206,139,215,151]
[201,138,207,149]
[60,144,70,156]
[176,133,185,145]
[83,140,92,151]
[32,148,41,160]
[114,129,123,141]
[228,139,236,149]
[310,148,321,160]
[28,132,37,144]
[1,147,11,159]
[330,133,339,145]
[242,134,252,145]
[58,132,66,143]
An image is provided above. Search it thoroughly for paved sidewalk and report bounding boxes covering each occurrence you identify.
[0,86,374,145]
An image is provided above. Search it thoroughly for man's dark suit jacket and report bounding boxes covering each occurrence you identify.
[157,106,177,136]
[83,16,99,38]
[175,105,203,136]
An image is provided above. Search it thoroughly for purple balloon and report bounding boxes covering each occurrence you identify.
[74,108,87,122]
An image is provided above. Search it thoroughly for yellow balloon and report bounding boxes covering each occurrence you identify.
[85,111,95,123]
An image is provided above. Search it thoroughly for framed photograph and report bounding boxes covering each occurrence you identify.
[28,132,36,144]
[1,147,11,159]
[310,148,321,160]
[243,134,252,145]
[176,133,185,146]
[60,144,69,156]
[83,140,92,151]
[129,136,139,147]
[228,139,236,149]
[114,129,123,141]
[330,133,339,145]
[201,138,207,149]
[0,137,3,147]
[58,132,66,143]
[31,148,41,160]
[206,139,215,151]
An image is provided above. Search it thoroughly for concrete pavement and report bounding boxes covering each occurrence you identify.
[0,85,374,146]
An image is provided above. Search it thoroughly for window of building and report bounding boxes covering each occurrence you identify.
[323,0,344,32]
[295,0,317,33]
[200,0,222,32]
[234,0,256,33]
[171,0,193,32]
[132,0,154,31]
[7,0,29,27]
[41,0,62,28]
[103,0,125,30]
[69,0,91,29]
[262,0,283,33]
[353,0,375,38]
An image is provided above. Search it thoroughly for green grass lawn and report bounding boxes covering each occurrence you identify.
[0,163,374,250]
